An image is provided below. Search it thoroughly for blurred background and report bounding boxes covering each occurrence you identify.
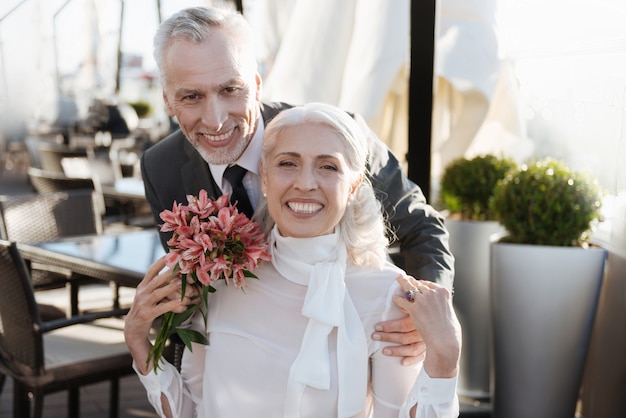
[0,0,624,197]
[0,1,625,416]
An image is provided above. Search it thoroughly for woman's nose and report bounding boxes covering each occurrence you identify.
[294,168,318,191]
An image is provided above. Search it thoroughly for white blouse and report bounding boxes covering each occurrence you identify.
[135,230,458,418]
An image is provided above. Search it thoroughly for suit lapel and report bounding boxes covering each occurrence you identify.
[180,139,221,200]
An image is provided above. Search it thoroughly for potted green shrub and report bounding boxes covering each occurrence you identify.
[439,154,517,221]
[438,154,516,401]
[489,158,607,418]
[128,100,153,118]
[491,157,602,246]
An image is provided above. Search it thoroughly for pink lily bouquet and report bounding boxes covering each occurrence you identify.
[148,190,271,372]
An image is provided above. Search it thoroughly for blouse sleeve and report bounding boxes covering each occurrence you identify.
[133,359,195,418]
[368,278,459,418]
[370,350,459,418]
[400,370,459,418]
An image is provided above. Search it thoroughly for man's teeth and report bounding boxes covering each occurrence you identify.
[203,129,233,142]
[288,202,322,213]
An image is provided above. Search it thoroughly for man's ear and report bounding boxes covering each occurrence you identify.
[163,91,175,116]
[255,73,262,101]
[260,161,268,194]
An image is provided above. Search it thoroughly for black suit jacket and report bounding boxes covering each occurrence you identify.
[141,102,454,288]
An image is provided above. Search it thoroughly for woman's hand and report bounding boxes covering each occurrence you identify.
[393,275,462,378]
[123,256,198,375]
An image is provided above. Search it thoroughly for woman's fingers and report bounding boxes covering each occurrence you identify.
[393,275,462,377]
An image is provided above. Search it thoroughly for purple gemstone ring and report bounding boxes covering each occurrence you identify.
[405,287,422,301]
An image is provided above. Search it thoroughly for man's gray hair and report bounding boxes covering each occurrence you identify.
[153,6,256,82]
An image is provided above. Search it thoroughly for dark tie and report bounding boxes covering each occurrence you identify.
[223,165,254,218]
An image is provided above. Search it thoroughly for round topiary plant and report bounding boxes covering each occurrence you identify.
[439,154,517,221]
[129,100,153,118]
[490,158,603,247]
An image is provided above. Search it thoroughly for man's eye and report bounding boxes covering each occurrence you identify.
[183,93,198,100]
[278,161,296,167]
[224,87,239,94]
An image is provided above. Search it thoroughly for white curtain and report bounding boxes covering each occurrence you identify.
[431,0,531,191]
[254,0,410,166]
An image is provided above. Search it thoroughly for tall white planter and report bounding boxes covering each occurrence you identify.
[447,219,504,401]
[490,242,607,418]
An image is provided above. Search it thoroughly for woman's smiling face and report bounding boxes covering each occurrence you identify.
[261,123,359,238]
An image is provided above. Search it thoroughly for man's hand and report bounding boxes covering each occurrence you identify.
[373,315,426,366]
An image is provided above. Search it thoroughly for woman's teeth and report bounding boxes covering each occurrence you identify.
[287,202,322,213]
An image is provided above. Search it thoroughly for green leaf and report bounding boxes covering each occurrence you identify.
[176,328,209,351]
[243,270,259,279]
[180,274,188,301]
[170,306,199,329]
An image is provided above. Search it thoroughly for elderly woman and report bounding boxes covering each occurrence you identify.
[125,103,461,418]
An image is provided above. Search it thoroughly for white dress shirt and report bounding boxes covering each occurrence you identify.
[209,115,265,211]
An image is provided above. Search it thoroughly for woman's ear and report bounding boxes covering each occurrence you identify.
[348,176,363,201]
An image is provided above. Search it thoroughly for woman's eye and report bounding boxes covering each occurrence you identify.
[321,164,338,171]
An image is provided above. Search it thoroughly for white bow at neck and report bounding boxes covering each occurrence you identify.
[270,226,368,418]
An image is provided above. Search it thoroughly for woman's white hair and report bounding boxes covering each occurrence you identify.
[258,103,389,269]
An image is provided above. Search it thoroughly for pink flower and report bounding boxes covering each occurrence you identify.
[208,254,232,284]
[149,191,271,373]
[186,189,217,218]
[160,201,189,233]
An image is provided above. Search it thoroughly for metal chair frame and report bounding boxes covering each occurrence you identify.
[0,240,131,418]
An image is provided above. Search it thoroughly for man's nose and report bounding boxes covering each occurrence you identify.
[201,97,226,131]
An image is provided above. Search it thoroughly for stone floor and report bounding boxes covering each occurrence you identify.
[0,375,159,418]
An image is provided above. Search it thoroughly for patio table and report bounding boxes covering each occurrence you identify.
[17,229,165,288]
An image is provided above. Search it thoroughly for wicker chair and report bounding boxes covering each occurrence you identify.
[27,167,110,216]
[0,190,103,241]
[0,240,132,418]
[36,141,118,186]
[0,191,109,316]
[26,165,96,194]
[23,135,64,170]
[35,142,90,174]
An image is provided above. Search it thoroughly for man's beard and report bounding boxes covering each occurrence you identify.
[192,133,252,165]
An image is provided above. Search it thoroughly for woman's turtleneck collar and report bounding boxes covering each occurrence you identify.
[270,225,341,286]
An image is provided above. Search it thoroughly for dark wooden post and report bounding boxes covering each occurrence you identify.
[408,0,437,202]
